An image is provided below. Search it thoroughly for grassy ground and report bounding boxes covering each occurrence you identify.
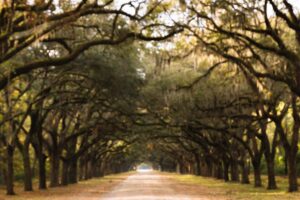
[170,173,300,200]
[0,173,131,200]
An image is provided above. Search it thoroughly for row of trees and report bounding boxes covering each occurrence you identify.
[0,44,145,194]
[0,0,182,195]
[136,0,300,193]
[143,59,296,187]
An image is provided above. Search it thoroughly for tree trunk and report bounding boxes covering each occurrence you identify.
[23,145,33,191]
[262,130,277,190]
[90,160,97,178]
[6,145,15,195]
[275,120,298,192]
[93,163,100,177]
[195,154,201,176]
[38,153,47,189]
[287,154,298,192]
[204,158,212,177]
[1,164,7,185]
[265,157,277,189]
[223,160,229,182]
[251,134,263,187]
[84,160,89,180]
[31,120,47,190]
[284,155,288,176]
[87,161,93,179]
[240,162,250,184]
[252,159,262,187]
[61,160,69,186]
[215,161,223,179]
[287,96,299,192]
[98,160,106,177]
[230,160,239,182]
[79,159,84,180]
[69,158,78,184]
[50,154,60,187]
[178,162,184,174]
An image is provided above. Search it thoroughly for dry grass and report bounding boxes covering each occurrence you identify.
[170,173,300,200]
[0,173,131,200]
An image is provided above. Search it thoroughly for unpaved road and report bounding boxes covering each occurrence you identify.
[100,171,228,200]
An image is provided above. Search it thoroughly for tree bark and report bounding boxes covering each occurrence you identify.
[276,121,299,192]
[61,160,69,186]
[265,156,277,189]
[31,115,47,190]
[99,159,106,177]
[6,145,15,195]
[222,160,229,182]
[230,160,239,182]
[194,154,201,176]
[84,160,89,180]
[204,158,213,177]
[1,164,7,185]
[69,158,78,184]
[240,162,250,184]
[50,153,60,187]
[261,124,278,190]
[287,154,298,192]
[87,160,93,179]
[287,96,299,192]
[23,144,33,191]
[252,159,262,187]
[38,153,47,189]
[215,161,223,179]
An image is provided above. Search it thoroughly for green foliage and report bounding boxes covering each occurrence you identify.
[83,44,143,97]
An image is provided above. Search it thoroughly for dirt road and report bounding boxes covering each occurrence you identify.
[100,171,228,200]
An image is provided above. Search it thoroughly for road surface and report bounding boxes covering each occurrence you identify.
[101,171,227,200]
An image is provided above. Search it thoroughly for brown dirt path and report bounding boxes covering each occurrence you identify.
[100,171,229,200]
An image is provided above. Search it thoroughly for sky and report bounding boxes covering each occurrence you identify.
[289,0,300,8]
[273,0,300,11]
